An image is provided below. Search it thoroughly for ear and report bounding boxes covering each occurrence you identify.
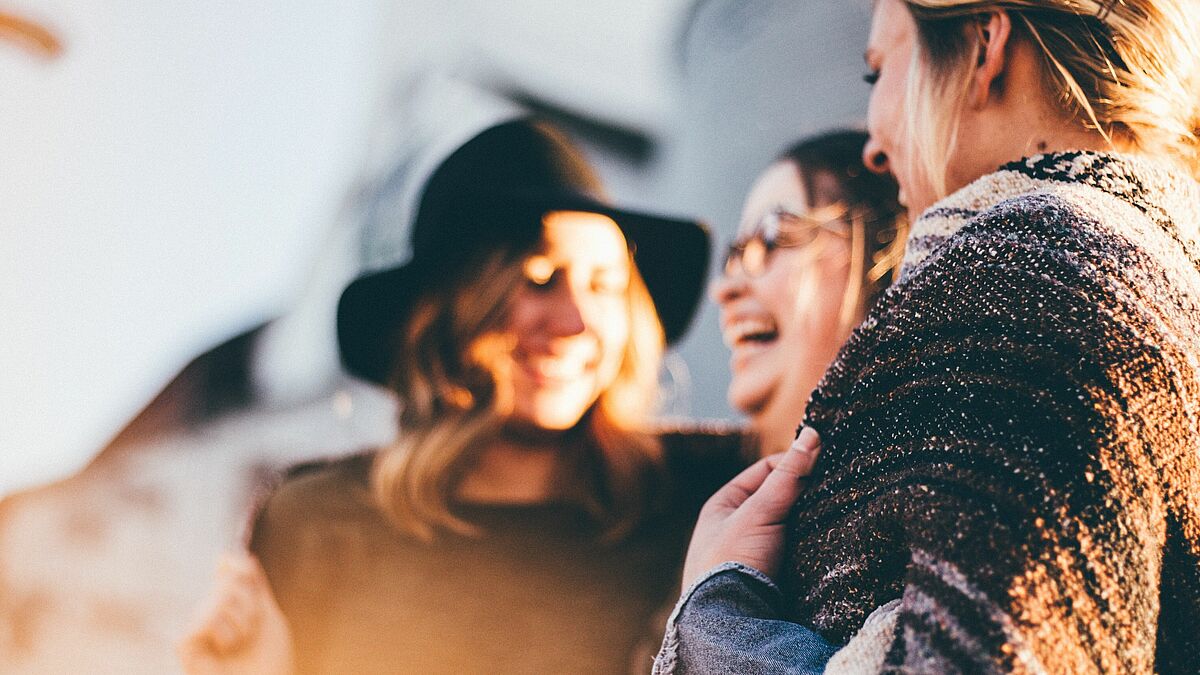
[970,11,1013,108]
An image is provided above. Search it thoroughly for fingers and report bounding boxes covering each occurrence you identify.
[706,426,823,510]
[181,553,269,658]
[776,427,821,477]
[743,427,822,519]
[221,551,272,595]
[706,453,782,510]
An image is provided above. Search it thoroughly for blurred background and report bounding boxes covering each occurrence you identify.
[1,0,871,670]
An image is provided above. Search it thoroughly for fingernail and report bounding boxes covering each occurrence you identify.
[792,426,819,453]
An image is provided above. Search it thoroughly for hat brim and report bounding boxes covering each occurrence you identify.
[338,195,710,385]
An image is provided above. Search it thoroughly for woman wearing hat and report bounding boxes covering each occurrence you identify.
[179,119,746,674]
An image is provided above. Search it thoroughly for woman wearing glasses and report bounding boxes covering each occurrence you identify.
[713,130,905,456]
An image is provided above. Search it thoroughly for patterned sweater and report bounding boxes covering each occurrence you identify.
[783,152,1200,673]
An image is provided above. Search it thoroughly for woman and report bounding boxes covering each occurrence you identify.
[180,118,747,674]
[713,130,905,455]
[660,1,1200,672]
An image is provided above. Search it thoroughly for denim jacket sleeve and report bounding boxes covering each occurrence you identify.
[652,562,839,675]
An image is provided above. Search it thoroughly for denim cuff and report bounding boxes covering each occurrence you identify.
[653,562,839,675]
[652,562,783,674]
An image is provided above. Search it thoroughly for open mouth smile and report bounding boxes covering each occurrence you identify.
[722,317,780,348]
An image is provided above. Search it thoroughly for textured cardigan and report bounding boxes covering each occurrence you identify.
[783,152,1200,673]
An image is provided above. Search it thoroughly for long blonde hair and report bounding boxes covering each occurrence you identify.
[371,242,665,542]
[900,0,1200,197]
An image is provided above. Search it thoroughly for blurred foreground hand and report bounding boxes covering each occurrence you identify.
[178,552,294,675]
[681,427,821,589]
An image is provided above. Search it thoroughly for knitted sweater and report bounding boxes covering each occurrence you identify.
[783,152,1200,673]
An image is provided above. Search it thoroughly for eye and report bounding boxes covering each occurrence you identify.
[523,256,556,289]
[862,70,880,86]
[592,270,630,295]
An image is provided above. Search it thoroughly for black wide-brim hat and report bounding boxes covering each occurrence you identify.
[338,118,710,386]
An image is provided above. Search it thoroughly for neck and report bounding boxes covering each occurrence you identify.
[455,434,573,505]
[752,413,795,457]
[945,35,1131,205]
[752,380,816,458]
[953,111,1118,200]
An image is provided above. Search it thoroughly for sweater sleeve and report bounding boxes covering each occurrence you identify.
[789,200,1195,673]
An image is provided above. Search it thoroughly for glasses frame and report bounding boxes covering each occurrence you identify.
[722,206,852,278]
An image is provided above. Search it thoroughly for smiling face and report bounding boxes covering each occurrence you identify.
[712,161,854,449]
[497,210,633,431]
[862,0,939,215]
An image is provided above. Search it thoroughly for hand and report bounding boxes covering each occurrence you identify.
[178,552,294,675]
[681,427,821,589]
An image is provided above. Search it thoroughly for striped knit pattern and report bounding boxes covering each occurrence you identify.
[784,152,1200,674]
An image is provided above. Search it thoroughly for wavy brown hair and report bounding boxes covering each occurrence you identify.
[779,130,909,330]
[370,239,665,542]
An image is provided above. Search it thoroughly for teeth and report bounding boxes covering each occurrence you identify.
[722,318,779,347]
[527,357,588,380]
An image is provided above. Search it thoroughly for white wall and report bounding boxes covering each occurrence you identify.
[1,0,384,493]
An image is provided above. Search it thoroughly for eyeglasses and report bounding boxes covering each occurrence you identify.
[722,206,851,278]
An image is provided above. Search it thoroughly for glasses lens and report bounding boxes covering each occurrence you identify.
[777,209,851,243]
[740,237,769,276]
[724,233,774,277]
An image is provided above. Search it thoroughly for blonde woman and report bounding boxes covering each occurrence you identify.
[713,130,905,456]
[660,0,1200,672]
[180,119,746,674]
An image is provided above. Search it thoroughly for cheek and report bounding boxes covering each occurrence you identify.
[504,290,537,336]
[866,86,884,135]
[868,93,899,154]
[778,256,850,337]
[595,304,631,368]
[758,259,811,326]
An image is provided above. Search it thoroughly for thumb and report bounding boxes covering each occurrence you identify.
[775,426,821,476]
[745,427,821,518]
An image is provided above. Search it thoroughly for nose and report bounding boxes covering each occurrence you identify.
[545,280,588,337]
[863,135,890,176]
[709,267,749,306]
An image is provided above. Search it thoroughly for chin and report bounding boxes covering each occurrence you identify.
[515,396,594,431]
[727,377,774,419]
[526,414,583,431]
[509,373,599,425]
